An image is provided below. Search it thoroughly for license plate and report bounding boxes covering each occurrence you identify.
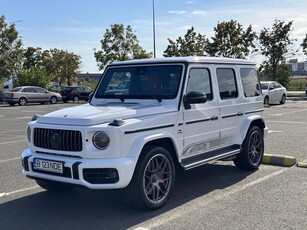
[33,158,63,174]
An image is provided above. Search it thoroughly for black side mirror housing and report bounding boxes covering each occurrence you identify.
[183,91,207,109]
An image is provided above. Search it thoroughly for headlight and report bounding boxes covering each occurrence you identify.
[27,126,31,143]
[92,132,110,150]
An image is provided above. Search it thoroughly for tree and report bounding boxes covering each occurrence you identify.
[207,20,256,58]
[42,49,82,86]
[275,64,291,87]
[258,20,295,80]
[163,26,208,57]
[0,15,24,82]
[23,47,43,70]
[301,34,307,55]
[14,66,51,88]
[94,24,152,70]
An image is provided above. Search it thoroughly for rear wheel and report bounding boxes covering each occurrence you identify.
[264,96,269,105]
[35,179,73,192]
[19,97,27,106]
[50,96,58,104]
[123,145,175,210]
[234,126,264,170]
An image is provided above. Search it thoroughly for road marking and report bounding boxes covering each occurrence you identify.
[15,116,32,120]
[268,130,284,133]
[266,120,306,124]
[136,168,289,230]
[268,108,307,116]
[0,140,26,145]
[0,186,39,198]
[0,129,25,134]
[0,157,20,163]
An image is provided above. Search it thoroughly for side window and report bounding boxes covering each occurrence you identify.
[35,87,46,93]
[23,88,35,93]
[216,68,238,100]
[240,68,260,97]
[187,68,212,100]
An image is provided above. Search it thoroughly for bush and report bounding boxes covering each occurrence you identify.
[288,79,307,90]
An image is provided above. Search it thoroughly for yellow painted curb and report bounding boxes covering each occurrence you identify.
[262,154,297,167]
[296,162,307,168]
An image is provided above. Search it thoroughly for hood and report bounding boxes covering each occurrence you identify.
[37,102,177,126]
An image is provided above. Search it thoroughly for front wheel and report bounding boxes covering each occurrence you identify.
[234,126,264,170]
[123,145,175,210]
[19,97,27,106]
[35,179,73,192]
[280,95,286,104]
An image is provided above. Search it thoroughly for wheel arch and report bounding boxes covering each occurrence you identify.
[235,115,266,145]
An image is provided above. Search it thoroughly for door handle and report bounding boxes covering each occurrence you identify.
[237,112,244,116]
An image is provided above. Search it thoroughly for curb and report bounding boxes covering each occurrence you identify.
[262,154,297,167]
[296,162,307,168]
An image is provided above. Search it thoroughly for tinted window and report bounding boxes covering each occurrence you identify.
[22,88,35,93]
[187,68,212,100]
[35,87,47,93]
[240,68,260,97]
[96,65,183,100]
[216,68,238,99]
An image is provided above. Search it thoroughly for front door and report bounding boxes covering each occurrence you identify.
[182,65,220,160]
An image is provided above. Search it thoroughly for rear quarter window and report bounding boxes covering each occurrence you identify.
[240,68,260,97]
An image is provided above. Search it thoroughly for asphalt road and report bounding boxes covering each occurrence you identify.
[0,101,307,230]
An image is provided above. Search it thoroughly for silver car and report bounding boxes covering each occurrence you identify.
[2,86,62,106]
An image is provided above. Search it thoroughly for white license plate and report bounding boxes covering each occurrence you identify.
[33,158,63,174]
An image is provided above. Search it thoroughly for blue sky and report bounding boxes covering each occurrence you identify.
[2,0,307,73]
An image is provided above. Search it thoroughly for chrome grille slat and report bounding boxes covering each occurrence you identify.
[34,128,82,152]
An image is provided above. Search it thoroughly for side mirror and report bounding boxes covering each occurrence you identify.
[183,91,207,109]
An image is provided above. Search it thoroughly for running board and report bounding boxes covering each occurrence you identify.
[181,145,241,170]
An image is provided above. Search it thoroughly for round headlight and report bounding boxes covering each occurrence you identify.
[92,132,110,150]
[27,126,31,143]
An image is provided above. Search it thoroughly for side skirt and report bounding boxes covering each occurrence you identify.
[181,145,241,170]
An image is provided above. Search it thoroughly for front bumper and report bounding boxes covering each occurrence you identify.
[21,148,137,189]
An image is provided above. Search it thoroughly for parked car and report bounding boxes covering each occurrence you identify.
[21,57,267,210]
[260,81,287,105]
[61,86,93,102]
[2,86,62,106]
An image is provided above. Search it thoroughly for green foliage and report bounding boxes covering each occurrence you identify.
[301,34,307,55]
[23,47,43,69]
[258,20,295,80]
[208,20,256,58]
[0,15,24,82]
[94,24,152,70]
[42,49,82,85]
[163,26,208,57]
[288,79,307,90]
[275,64,291,87]
[13,66,52,88]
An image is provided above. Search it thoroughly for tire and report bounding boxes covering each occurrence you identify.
[280,95,286,104]
[264,96,269,105]
[73,95,79,102]
[123,145,175,210]
[35,179,73,192]
[63,99,68,103]
[50,96,58,104]
[234,126,264,170]
[19,97,27,106]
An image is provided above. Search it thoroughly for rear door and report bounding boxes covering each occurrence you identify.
[216,66,244,147]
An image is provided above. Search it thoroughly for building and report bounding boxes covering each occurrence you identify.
[287,59,307,79]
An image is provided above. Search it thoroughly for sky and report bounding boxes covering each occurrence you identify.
[1,0,307,73]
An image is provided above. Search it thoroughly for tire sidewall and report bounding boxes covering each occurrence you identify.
[133,145,175,209]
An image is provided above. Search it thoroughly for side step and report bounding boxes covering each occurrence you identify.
[181,145,241,170]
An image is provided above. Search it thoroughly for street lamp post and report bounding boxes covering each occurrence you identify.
[152,0,156,58]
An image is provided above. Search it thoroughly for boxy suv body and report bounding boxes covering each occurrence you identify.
[21,57,267,210]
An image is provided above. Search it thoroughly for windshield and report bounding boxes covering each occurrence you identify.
[260,83,269,90]
[95,65,183,100]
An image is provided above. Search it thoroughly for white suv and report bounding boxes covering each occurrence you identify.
[21,57,268,210]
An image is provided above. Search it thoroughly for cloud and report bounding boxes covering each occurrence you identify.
[169,10,188,15]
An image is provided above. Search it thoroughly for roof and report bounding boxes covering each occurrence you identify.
[108,56,256,66]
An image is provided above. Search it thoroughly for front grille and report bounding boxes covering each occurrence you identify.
[34,128,82,152]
